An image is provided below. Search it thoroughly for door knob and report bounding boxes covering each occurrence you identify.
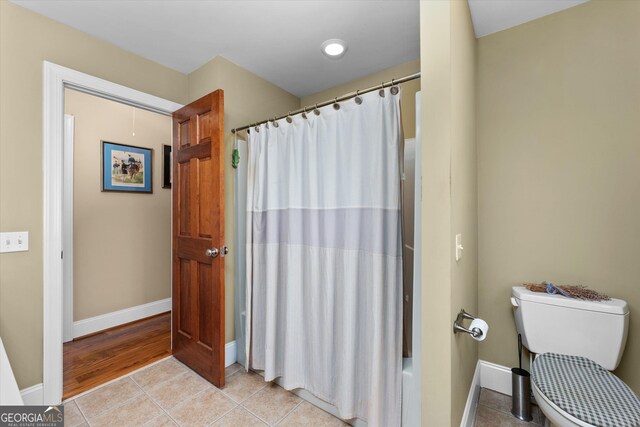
[206,248,219,258]
[221,246,229,257]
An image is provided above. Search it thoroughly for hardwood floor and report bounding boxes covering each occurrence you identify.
[63,312,171,400]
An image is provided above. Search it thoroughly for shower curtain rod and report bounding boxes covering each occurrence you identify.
[231,71,421,134]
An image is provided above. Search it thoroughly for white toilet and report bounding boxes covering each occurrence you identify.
[511,286,640,427]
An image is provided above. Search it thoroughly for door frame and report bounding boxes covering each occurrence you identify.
[43,61,183,404]
[62,114,74,343]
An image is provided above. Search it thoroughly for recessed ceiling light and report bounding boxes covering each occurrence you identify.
[321,39,348,59]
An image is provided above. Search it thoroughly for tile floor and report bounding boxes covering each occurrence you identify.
[474,388,546,427]
[63,357,347,427]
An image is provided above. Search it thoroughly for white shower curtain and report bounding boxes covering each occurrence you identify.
[246,88,403,426]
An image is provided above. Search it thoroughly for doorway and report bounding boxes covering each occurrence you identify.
[61,88,173,399]
[43,62,184,404]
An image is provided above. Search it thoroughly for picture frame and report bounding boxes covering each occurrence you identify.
[101,141,153,193]
[162,144,172,189]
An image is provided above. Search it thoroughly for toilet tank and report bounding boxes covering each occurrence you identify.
[511,286,629,370]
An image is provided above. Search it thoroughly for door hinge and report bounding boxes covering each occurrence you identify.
[61,251,64,259]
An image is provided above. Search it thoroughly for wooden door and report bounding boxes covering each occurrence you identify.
[172,91,225,387]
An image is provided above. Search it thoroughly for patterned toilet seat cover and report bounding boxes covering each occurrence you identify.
[532,353,640,427]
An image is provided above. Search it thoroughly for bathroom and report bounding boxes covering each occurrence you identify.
[0,1,639,426]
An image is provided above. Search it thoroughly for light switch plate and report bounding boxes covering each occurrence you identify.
[0,232,29,253]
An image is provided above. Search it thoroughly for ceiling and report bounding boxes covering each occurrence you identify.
[12,0,420,97]
[468,0,589,38]
[12,0,588,97]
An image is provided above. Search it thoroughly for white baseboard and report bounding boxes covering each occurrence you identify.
[20,383,44,405]
[479,360,512,396]
[225,341,236,367]
[73,298,171,339]
[460,360,482,427]
[459,360,515,427]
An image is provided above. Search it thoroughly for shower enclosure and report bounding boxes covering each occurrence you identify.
[233,92,422,426]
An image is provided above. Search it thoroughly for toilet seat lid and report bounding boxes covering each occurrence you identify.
[532,353,640,427]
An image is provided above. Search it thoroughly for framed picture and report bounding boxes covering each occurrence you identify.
[162,144,172,189]
[101,141,153,193]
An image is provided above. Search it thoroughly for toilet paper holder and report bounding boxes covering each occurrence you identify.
[453,309,483,338]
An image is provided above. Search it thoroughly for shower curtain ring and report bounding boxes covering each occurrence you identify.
[390,78,399,95]
[379,82,386,97]
[273,116,279,128]
[355,90,362,105]
[333,97,340,110]
[302,106,308,119]
[286,112,293,123]
[314,104,320,116]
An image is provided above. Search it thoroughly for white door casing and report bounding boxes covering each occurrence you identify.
[43,61,183,404]
[62,114,74,343]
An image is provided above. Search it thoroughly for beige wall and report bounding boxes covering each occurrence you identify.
[0,1,187,388]
[188,56,301,343]
[65,89,171,321]
[450,0,478,424]
[420,1,478,425]
[420,1,453,423]
[301,60,420,138]
[478,0,640,392]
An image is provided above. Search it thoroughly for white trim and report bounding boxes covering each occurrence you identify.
[43,60,65,407]
[43,61,183,405]
[73,299,172,339]
[479,360,513,396]
[224,341,237,368]
[20,384,44,406]
[62,115,74,343]
[459,360,525,427]
[459,359,482,427]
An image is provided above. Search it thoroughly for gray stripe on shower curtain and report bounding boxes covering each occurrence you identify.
[251,207,402,257]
